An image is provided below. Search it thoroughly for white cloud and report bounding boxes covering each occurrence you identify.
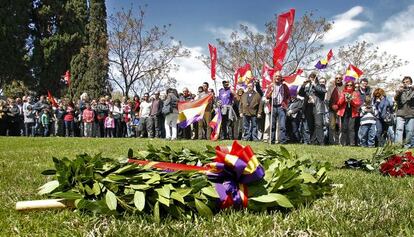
[323,6,368,44]
[170,45,210,93]
[356,4,414,78]
[206,21,261,41]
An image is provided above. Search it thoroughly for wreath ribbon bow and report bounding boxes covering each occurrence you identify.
[206,141,265,209]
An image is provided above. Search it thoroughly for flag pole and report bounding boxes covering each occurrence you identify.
[269,83,273,144]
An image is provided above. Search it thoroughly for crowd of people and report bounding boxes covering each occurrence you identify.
[0,72,413,148]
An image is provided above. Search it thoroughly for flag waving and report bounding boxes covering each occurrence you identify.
[178,94,213,128]
[208,44,217,80]
[344,64,363,82]
[315,49,333,69]
[273,9,295,71]
[284,69,303,85]
[261,62,274,89]
[234,64,253,90]
[63,70,71,86]
[47,90,58,108]
[209,107,222,141]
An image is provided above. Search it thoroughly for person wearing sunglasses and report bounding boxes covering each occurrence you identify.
[336,80,362,146]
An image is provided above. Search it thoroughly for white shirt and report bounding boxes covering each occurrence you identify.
[140,101,152,118]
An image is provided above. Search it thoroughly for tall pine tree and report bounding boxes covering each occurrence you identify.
[71,0,109,99]
[0,0,31,90]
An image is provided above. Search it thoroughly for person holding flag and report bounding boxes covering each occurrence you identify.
[265,71,290,144]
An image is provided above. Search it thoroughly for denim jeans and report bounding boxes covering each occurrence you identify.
[358,123,376,147]
[243,115,258,141]
[271,106,287,143]
[64,120,74,137]
[24,122,35,137]
[395,117,414,146]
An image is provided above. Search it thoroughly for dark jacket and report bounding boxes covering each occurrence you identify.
[287,98,303,119]
[395,88,414,118]
[240,90,263,116]
[299,83,327,114]
[164,93,179,114]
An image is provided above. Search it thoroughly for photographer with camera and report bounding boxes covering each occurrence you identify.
[336,80,362,146]
[298,72,327,145]
[394,76,414,147]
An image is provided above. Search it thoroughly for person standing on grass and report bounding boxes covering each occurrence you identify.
[240,82,263,141]
[217,80,236,140]
[358,97,376,147]
[164,88,179,140]
[112,99,123,137]
[23,97,35,137]
[148,92,163,138]
[178,88,192,139]
[298,72,327,145]
[337,80,362,146]
[138,93,152,138]
[326,75,344,145]
[82,103,95,138]
[286,86,303,143]
[372,88,394,146]
[63,101,75,137]
[198,82,213,140]
[41,107,51,137]
[96,97,109,138]
[394,76,414,147]
[7,99,21,136]
[104,112,115,138]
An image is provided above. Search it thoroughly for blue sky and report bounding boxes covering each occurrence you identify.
[106,0,414,92]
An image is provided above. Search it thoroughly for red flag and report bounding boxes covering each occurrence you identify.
[273,9,295,71]
[208,44,217,80]
[47,90,58,108]
[261,62,274,89]
[233,64,252,90]
[64,70,71,86]
[283,69,303,84]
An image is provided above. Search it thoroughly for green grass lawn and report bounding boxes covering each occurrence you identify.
[1,137,414,236]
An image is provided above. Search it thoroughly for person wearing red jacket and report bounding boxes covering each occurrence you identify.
[265,71,290,144]
[337,80,362,146]
[82,103,95,137]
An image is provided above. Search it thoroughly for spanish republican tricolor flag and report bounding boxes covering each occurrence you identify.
[344,64,363,82]
[315,49,333,69]
[178,94,213,128]
[209,108,222,141]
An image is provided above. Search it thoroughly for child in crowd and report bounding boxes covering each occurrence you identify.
[104,112,115,138]
[358,97,377,147]
[123,101,133,137]
[82,103,94,137]
[41,107,51,136]
[131,112,140,137]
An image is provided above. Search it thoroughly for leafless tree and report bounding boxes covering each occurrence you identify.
[198,11,332,84]
[331,41,408,87]
[108,6,190,97]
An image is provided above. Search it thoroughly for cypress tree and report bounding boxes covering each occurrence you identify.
[71,0,109,99]
[0,0,31,90]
